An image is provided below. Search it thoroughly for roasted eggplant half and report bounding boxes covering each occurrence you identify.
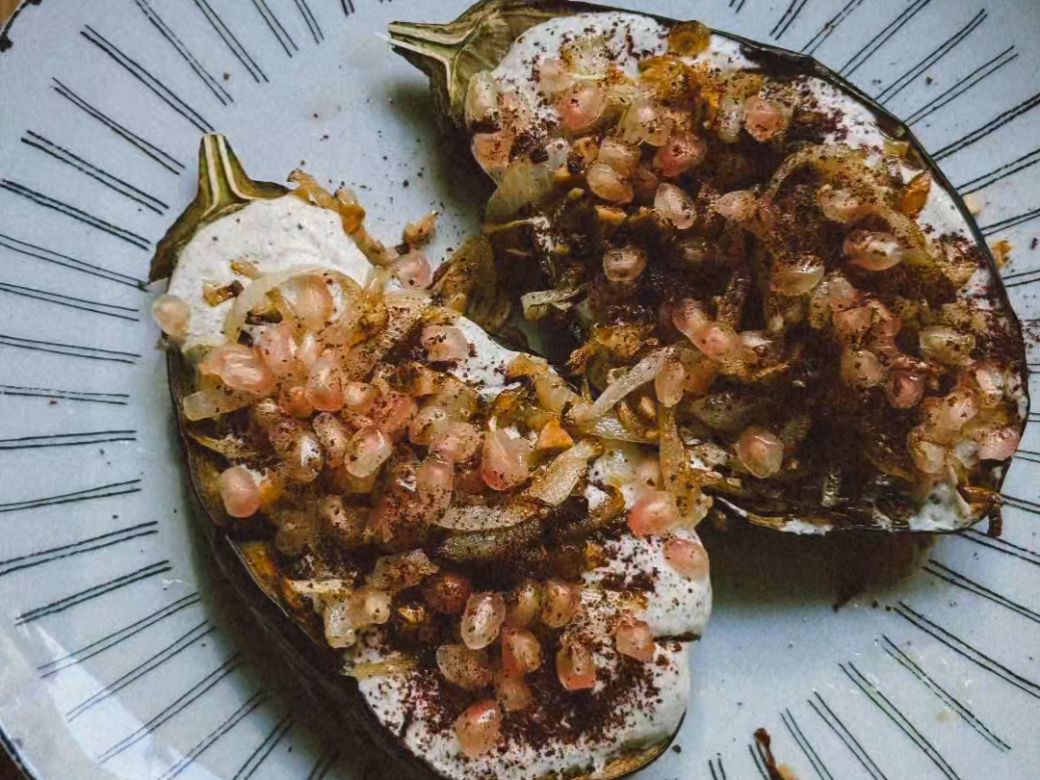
[389,0,1028,535]
[151,135,712,779]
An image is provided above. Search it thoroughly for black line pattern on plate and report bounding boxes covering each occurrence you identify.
[880,636,1011,752]
[809,692,890,780]
[21,131,169,214]
[340,0,356,16]
[801,0,865,55]
[252,0,298,57]
[708,753,728,780]
[838,0,932,78]
[0,429,136,451]
[1003,266,1040,288]
[0,521,158,578]
[0,333,140,364]
[132,0,233,105]
[781,708,834,780]
[0,281,139,321]
[80,25,214,133]
[157,690,269,780]
[958,528,1040,567]
[0,232,143,289]
[933,89,1040,161]
[895,602,1040,700]
[293,0,324,44]
[0,180,151,249]
[771,0,808,40]
[231,713,294,780]
[191,0,268,83]
[957,145,1040,194]
[905,46,1019,126]
[39,593,201,677]
[0,478,142,514]
[875,9,986,104]
[980,206,1040,236]
[924,559,1040,625]
[67,620,216,720]
[51,78,185,174]
[98,654,245,763]
[1015,447,1040,464]
[14,561,172,625]
[306,746,340,780]
[1003,493,1040,516]
[749,741,770,779]
[0,383,130,406]
[840,662,962,780]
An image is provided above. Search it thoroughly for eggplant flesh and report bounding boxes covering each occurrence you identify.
[389,0,1028,535]
[154,136,710,779]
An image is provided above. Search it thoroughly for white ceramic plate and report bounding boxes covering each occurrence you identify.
[1,1,1038,778]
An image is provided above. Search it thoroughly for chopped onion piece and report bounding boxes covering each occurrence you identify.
[527,438,600,506]
[919,326,975,367]
[571,348,670,424]
[844,230,905,271]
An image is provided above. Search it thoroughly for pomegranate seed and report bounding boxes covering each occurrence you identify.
[597,137,641,175]
[422,325,470,363]
[481,428,532,491]
[151,293,190,340]
[557,82,607,133]
[312,413,349,469]
[556,638,596,691]
[654,355,687,407]
[305,355,344,412]
[664,537,710,580]
[461,592,506,650]
[614,615,655,662]
[586,162,633,204]
[432,421,483,463]
[627,490,681,536]
[602,245,648,283]
[472,130,515,178]
[495,673,534,712]
[436,644,493,690]
[744,95,788,141]
[975,426,1021,461]
[199,343,276,396]
[393,250,434,290]
[715,190,758,222]
[653,131,706,178]
[734,426,784,479]
[256,322,298,377]
[885,370,926,409]
[218,466,260,518]
[505,579,542,628]
[840,348,885,388]
[371,390,418,442]
[346,425,392,478]
[540,579,581,628]
[501,628,543,676]
[343,381,379,413]
[283,274,333,332]
[844,230,905,271]
[654,183,696,229]
[817,185,868,224]
[454,700,501,758]
[416,456,454,514]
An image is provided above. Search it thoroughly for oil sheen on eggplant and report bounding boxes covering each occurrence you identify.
[389,0,1028,535]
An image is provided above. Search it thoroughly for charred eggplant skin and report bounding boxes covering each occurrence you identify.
[159,134,678,780]
[389,0,1029,535]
